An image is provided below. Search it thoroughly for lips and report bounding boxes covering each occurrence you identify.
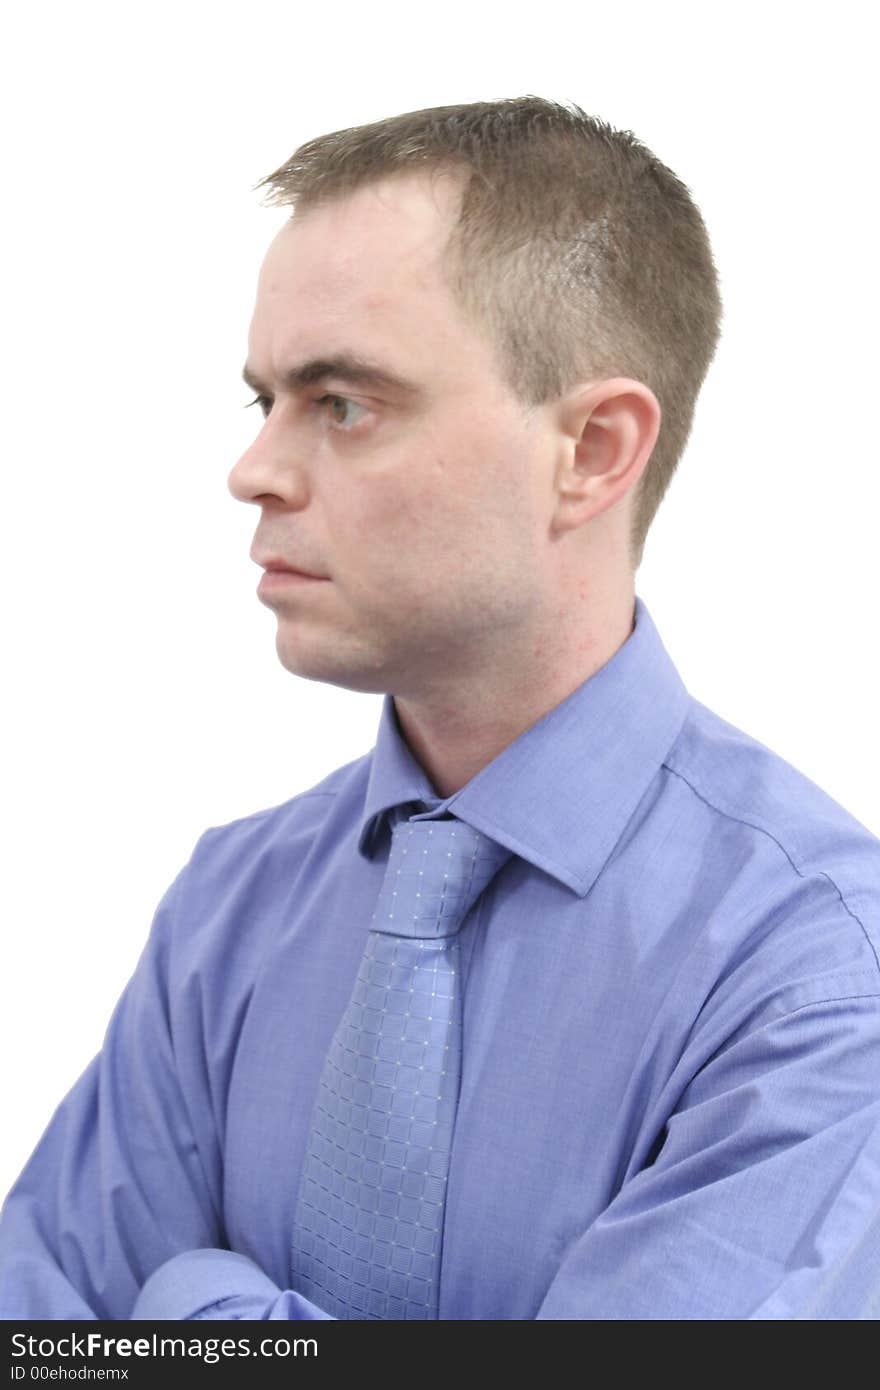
[254,555,326,580]
[267,563,319,577]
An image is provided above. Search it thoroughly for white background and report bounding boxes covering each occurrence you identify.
[1,1,877,1201]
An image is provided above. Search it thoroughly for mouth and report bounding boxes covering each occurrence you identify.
[257,566,329,600]
[253,548,328,573]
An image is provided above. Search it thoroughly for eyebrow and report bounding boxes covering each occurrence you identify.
[241,353,422,397]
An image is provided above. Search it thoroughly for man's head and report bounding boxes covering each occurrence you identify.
[229,97,722,703]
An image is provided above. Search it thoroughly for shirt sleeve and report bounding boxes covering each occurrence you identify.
[0,850,226,1319]
[535,990,880,1320]
[128,1249,334,1320]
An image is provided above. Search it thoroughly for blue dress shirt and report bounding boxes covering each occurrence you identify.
[2,595,880,1320]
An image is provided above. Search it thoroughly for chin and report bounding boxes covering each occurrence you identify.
[274,630,393,696]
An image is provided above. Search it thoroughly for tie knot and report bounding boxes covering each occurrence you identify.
[371,815,512,939]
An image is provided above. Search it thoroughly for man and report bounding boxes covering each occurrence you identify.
[2,96,879,1321]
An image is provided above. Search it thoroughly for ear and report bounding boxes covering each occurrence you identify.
[549,378,661,538]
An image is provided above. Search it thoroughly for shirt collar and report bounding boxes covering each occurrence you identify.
[357,594,691,897]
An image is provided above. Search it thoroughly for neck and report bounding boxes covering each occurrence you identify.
[393,586,637,798]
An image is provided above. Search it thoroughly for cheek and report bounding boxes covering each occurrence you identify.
[343,473,469,555]
[321,425,537,576]
[318,480,443,597]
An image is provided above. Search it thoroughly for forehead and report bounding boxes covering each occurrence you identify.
[250,171,467,351]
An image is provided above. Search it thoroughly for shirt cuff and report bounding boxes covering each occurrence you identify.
[130,1248,331,1320]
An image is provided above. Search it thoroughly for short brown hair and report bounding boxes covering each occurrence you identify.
[253,96,723,572]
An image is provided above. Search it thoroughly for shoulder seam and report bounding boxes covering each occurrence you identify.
[663,762,880,977]
[779,990,880,1019]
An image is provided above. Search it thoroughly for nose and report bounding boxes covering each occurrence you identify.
[227,417,311,508]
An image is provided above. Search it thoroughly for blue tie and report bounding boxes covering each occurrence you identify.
[290,803,512,1318]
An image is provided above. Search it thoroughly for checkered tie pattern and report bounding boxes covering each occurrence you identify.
[290,804,512,1319]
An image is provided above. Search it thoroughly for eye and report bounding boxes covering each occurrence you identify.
[243,393,369,432]
[314,394,369,432]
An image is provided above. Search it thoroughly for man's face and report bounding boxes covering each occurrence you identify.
[229,170,554,699]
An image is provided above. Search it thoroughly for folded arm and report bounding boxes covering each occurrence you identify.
[134,987,880,1321]
[129,1249,332,1320]
[5,847,877,1322]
